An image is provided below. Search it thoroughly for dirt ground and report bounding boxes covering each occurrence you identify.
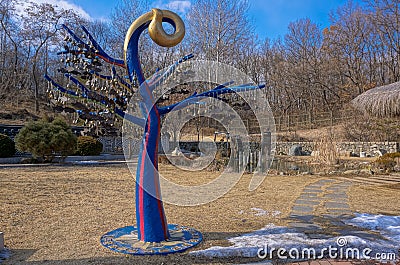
[0,164,399,265]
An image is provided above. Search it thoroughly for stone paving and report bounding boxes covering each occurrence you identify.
[239,179,400,265]
[281,179,397,265]
[241,178,399,265]
[288,179,378,239]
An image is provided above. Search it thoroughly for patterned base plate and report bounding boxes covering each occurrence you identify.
[100,224,202,255]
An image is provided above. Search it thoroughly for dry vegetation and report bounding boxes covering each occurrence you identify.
[0,164,314,265]
[0,164,399,264]
[348,184,400,216]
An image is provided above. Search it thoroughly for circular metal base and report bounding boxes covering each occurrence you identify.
[100,224,202,255]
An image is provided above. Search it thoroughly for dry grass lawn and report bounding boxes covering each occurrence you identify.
[0,164,399,264]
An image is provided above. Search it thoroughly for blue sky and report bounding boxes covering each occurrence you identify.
[248,0,362,39]
[34,0,363,40]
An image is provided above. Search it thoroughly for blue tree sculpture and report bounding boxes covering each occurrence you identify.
[45,8,265,255]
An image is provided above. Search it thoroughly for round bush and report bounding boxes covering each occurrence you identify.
[76,136,103,156]
[0,133,16,158]
[15,118,77,161]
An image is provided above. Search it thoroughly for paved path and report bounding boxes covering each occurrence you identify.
[240,178,398,265]
[288,179,384,241]
[289,179,350,237]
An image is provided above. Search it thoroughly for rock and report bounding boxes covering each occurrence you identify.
[350,152,359,157]
[360,168,373,174]
[380,149,387,155]
[289,144,303,156]
[171,147,183,157]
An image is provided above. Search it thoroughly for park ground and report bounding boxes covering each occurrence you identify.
[0,164,399,265]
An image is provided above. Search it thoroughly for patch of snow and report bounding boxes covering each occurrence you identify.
[191,214,400,259]
[251,208,268,216]
[73,160,99,164]
[345,213,400,244]
[191,224,326,258]
[271,210,281,217]
[240,208,281,217]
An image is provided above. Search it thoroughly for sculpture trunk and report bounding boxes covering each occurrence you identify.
[56,9,203,255]
[135,106,169,242]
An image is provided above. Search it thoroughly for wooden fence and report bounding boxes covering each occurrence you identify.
[181,110,354,139]
[274,110,353,132]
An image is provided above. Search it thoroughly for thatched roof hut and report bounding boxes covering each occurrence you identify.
[352,81,400,117]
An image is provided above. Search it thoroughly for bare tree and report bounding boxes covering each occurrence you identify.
[186,0,255,65]
[19,1,80,113]
[326,2,372,95]
[366,0,400,83]
[0,0,29,103]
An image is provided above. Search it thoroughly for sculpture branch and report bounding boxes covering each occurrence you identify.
[81,26,126,67]
[158,83,266,115]
[44,74,79,96]
[114,108,146,127]
[62,24,125,68]
[45,74,145,127]
[147,53,194,90]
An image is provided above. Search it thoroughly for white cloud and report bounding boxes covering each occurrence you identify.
[24,0,91,20]
[166,0,191,14]
[152,0,191,15]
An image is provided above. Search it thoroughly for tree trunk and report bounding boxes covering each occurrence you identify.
[135,106,169,242]
[32,59,40,113]
[34,75,39,113]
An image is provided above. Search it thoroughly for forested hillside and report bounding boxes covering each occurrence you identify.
[1,0,399,133]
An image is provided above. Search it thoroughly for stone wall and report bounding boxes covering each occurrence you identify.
[97,137,400,156]
[177,141,227,152]
[0,124,86,139]
[275,141,399,156]
[275,142,314,155]
[336,142,399,155]
[175,141,399,156]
